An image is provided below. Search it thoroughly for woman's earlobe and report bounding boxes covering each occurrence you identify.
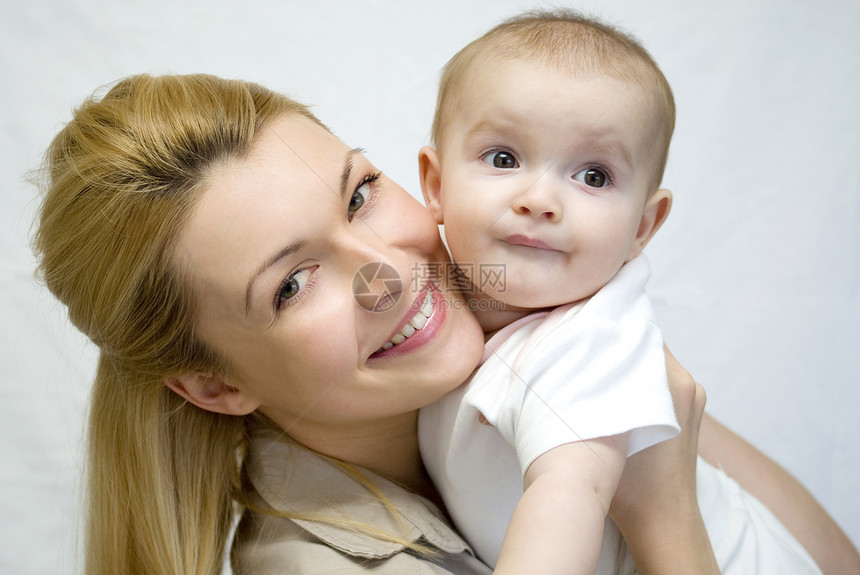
[163,373,259,416]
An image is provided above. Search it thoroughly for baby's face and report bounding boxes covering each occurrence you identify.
[431,60,666,309]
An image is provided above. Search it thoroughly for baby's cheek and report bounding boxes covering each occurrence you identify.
[443,227,472,263]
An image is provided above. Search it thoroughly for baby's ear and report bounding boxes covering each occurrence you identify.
[418,146,444,224]
[163,372,259,416]
[629,188,672,260]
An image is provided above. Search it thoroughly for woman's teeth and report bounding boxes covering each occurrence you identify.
[378,290,434,352]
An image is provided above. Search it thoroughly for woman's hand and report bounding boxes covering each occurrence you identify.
[608,346,719,575]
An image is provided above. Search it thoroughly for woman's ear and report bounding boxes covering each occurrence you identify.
[418,146,445,224]
[628,188,672,260]
[163,373,260,416]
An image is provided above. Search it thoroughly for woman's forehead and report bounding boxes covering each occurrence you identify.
[175,116,352,308]
[248,114,350,175]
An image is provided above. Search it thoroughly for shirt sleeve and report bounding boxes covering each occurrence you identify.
[470,256,680,476]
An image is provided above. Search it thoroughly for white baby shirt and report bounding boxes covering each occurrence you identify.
[419,255,679,566]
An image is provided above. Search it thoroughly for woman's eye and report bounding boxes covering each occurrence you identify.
[573,167,610,188]
[481,150,519,169]
[348,184,368,217]
[348,173,380,220]
[276,267,313,309]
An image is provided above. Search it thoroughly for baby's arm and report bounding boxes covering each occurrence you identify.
[493,433,628,575]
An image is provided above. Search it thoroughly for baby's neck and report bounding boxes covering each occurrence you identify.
[468,290,547,334]
[469,290,591,335]
[473,306,535,336]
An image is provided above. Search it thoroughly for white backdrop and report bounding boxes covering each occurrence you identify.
[2,1,858,573]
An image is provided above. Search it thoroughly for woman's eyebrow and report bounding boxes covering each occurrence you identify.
[339,147,365,199]
[243,147,364,314]
[245,240,307,314]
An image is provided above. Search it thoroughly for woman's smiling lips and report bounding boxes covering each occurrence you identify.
[369,283,444,359]
[504,234,559,251]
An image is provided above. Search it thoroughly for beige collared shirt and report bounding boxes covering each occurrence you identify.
[231,429,492,574]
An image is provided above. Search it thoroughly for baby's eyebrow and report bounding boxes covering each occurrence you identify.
[466,118,634,172]
[584,137,633,170]
[464,119,511,139]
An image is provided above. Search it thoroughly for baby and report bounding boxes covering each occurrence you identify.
[418,10,823,575]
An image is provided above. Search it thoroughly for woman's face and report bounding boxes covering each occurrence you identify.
[175,114,483,441]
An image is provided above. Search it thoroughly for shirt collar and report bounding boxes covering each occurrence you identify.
[245,428,474,560]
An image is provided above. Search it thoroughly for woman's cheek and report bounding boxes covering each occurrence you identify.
[387,189,446,255]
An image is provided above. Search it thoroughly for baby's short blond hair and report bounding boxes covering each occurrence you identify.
[431,9,676,191]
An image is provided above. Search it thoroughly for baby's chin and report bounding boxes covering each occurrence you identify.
[488,283,591,311]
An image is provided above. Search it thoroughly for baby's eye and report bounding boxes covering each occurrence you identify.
[276,267,314,309]
[481,150,519,169]
[573,167,610,188]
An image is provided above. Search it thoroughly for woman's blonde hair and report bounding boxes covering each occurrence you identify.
[33,73,321,575]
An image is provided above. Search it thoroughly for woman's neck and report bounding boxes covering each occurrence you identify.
[270,409,435,496]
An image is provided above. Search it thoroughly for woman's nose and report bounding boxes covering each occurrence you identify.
[351,260,403,313]
[338,231,409,313]
[511,177,563,222]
